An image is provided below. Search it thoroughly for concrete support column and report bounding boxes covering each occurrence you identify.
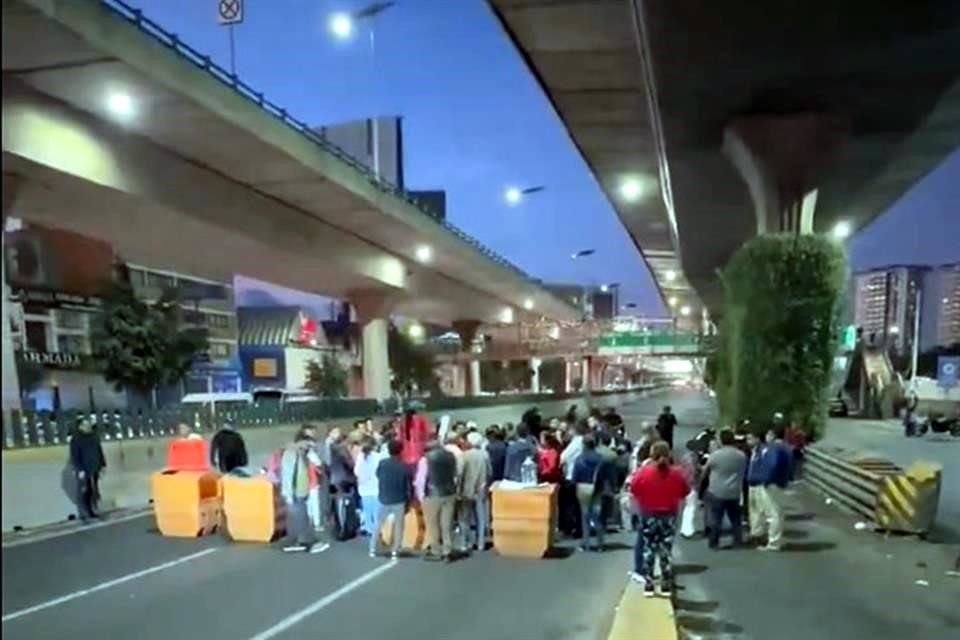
[723,114,845,235]
[530,357,542,394]
[469,359,481,397]
[453,319,483,397]
[581,357,590,392]
[564,360,574,393]
[2,174,23,414]
[350,291,398,402]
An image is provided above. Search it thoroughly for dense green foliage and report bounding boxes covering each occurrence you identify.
[305,354,349,398]
[713,234,845,437]
[95,283,208,403]
[388,325,438,396]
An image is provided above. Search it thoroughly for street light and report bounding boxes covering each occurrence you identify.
[523,298,535,310]
[664,269,677,282]
[667,296,678,308]
[888,325,900,335]
[415,244,433,264]
[408,323,425,339]
[680,305,692,317]
[106,91,134,119]
[327,2,396,182]
[571,248,595,259]
[505,185,545,206]
[832,220,852,240]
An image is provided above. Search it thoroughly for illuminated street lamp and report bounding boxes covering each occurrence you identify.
[664,269,677,282]
[832,220,852,240]
[680,305,692,317]
[504,185,545,206]
[667,296,678,308]
[106,91,134,119]
[408,323,425,340]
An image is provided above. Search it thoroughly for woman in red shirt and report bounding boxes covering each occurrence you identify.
[629,441,689,596]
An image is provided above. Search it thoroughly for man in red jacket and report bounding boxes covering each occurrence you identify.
[630,441,689,596]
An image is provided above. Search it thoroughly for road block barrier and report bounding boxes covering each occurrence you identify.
[221,475,286,543]
[490,483,557,558]
[804,446,942,534]
[150,470,221,537]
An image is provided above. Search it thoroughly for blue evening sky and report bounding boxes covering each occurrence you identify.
[133,0,958,317]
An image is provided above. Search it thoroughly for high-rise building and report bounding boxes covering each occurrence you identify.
[851,265,927,356]
[313,116,404,188]
[921,262,960,350]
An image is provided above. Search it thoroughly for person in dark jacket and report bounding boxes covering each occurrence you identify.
[415,440,458,561]
[210,423,248,473]
[485,425,507,482]
[572,435,605,550]
[504,423,537,481]
[521,407,544,440]
[70,419,106,522]
[370,438,411,558]
[656,406,678,450]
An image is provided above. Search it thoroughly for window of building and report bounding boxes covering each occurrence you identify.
[146,271,175,289]
[207,314,231,329]
[55,309,87,331]
[209,342,232,359]
[25,321,48,352]
[58,334,90,355]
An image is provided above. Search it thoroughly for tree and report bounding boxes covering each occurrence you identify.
[305,354,348,399]
[94,282,208,406]
[713,234,845,437]
[388,325,437,397]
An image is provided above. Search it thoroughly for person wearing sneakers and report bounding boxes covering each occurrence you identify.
[280,428,329,554]
[629,441,689,597]
[370,438,411,559]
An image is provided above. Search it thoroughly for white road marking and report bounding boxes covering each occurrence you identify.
[1,547,219,623]
[248,559,398,640]
[2,511,152,549]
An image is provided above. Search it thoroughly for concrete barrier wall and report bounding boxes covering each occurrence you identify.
[2,393,650,531]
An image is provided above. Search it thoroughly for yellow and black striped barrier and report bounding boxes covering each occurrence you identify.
[804,446,943,535]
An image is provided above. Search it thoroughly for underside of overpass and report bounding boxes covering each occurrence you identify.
[1,0,579,327]
[489,0,960,314]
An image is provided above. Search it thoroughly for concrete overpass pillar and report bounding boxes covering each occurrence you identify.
[350,291,397,402]
[723,114,845,235]
[581,356,591,392]
[453,319,483,397]
[2,173,24,414]
[564,360,575,393]
[530,357,542,393]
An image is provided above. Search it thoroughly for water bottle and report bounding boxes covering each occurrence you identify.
[521,456,537,485]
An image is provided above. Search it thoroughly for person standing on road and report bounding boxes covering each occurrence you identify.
[746,432,769,544]
[504,422,537,481]
[757,425,793,551]
[355,436,383,537]
[209,422,248,474]
[415,440,458,561]
[70,419,106,522]
[572,435,604,551]
[458,431,492,552]
[280,429,328,554]
[396,407,431,471]
[630,441,689,597]
[370,438,411,559]
[485,425,507,482]
[656,406,678,450]
[703,428,748,549]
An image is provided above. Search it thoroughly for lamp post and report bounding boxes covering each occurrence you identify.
[328,2,396,182]
[504,185,546,206]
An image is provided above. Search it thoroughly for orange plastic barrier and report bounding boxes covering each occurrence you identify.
[490,484,557,558]
[150,470,221,537]
[221,475,286,543]
[165,437,209,472]
[379,503,425,550]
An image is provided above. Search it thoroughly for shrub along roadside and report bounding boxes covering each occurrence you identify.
[711,233,845,438]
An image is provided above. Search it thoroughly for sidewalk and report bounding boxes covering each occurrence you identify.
[674,486,960,640]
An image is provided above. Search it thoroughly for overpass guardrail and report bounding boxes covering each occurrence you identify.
[1,386,664,450]
[803,445,943,535]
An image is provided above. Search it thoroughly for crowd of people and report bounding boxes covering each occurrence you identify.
[66,400,810,598]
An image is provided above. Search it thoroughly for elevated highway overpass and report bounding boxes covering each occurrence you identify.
[488,0,960,312]
[1,0,578,402]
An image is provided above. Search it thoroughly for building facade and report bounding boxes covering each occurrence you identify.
[314,116,404,188]
[126,263,241,394]
[852,265,926,356]
[921,262,960,350]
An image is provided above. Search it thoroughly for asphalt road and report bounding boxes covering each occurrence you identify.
[1,390,701,640]
[6,390,955,640]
